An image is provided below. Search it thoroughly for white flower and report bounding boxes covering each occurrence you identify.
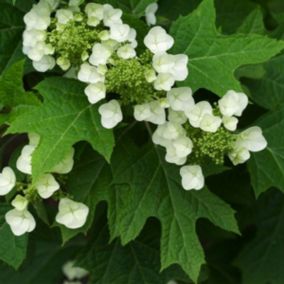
[78,63,104,84]
[89,43,112,66]
[101,39,120,52]
[11,195,28,211]
[186,101,213,128]
[0,167,16,196]
[154,73,175,91]
[166,136,193,159]
[135,101,166,125]
[127,28,137,47]
[152,122,185,147]
[85,3,104,19]
[23,29,46,48]
[134,103,152,121]
[52,148,75,174]
[103,4,123,27]
[148,101,166,124]
[152,53,175,74]
[145,2,158,26]
[56,9,73,24]
[110,23,131,42]
[218,90,249,117]
[168,109,187,124]
[167,87,194,112]
[33,55,55,72]
[85,3,104,26]
[152,53,188,81]
[63,261,89,280]
[55,198,89,229]
[173,136,193,158]
[35,174,60,199]
[223,116,238,131]
[87,16,100,27]
[5,209,36,236]
[228,146,251,166]
[152,131,168,147]
[117,44,136,59]
[84,82,106,104]
[25,42,53,61]
[180,165,205,190]
[155,122,185,140]
[98,100,123,129]
[24,1,51,30]
[199,114,222,133]
[16,145,36,175]
[165,153,187,165]
[144,26,174,54]
[236,126,267,152]
[170,54,189,81]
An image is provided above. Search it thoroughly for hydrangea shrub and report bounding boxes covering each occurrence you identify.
[0,0,284,283]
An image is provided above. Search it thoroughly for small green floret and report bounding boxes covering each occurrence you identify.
[106,54,164,105]
[47,16,100,66]
[189,127,236,165]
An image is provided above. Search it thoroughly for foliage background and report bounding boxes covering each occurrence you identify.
[1,0,284,283]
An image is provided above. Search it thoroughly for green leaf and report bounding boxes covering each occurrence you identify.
[157,0,199,21]
[67,129,238,281]
[248,109,284,196]
[170,0,284,96]
[214,0,258,34]
[59,146,111,243]
[109,135,239,282]
[236,189,284,284]
[78,223,191,284]
[0,3,25,74]
[237,7,266,35]
[0,226,81,284]
[243,54,284,110]
[268,0,284,24]
[0,204,28,269]
[7,77,115,180]
[0,60,39,108]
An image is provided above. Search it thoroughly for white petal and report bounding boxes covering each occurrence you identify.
[144,26,174,54]
[98,100,123,129]
[84,83,106,104]
[0,167,16,196]
[180,165,204,190]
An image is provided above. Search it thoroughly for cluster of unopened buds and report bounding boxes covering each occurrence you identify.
[19,0,268,214]
[0,133,89,236]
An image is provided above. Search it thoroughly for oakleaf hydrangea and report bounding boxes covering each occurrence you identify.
[8,0,268,239]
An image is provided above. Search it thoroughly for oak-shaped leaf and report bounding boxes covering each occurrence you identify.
[170,0,284,96]
[7,77,114,180]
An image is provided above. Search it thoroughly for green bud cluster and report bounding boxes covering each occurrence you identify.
[47,15,100,66]
[106,53,164,105]
[188,126,236,165]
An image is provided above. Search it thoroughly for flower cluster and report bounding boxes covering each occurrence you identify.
[151,89,267,190]
[0,133,89,236]
[22,1,268,195]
